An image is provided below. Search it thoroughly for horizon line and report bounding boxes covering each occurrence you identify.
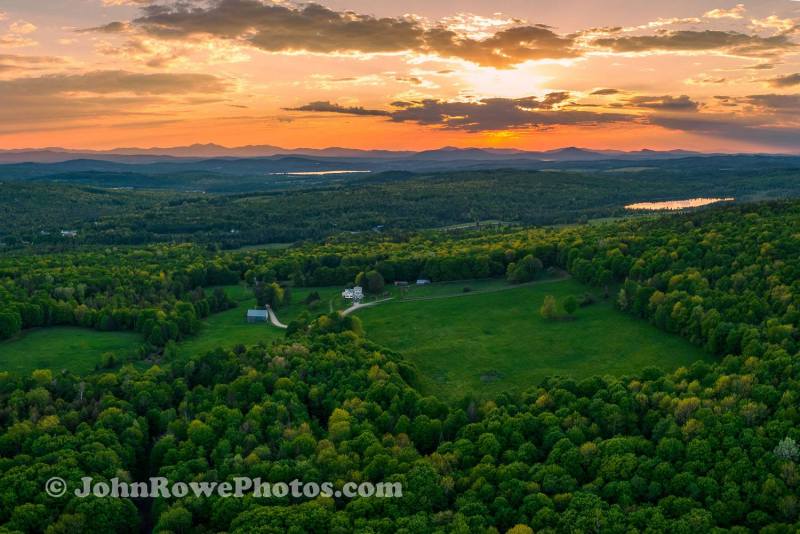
[0,144,795,156]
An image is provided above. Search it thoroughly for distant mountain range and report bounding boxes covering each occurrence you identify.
[4,145,799,193]
[0,144,723,164]
[1,147,798,194]
[0,144,413,163]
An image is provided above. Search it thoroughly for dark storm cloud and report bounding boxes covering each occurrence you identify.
[594,30,797,58]
[287,93,635,131]
[768,73,800,88]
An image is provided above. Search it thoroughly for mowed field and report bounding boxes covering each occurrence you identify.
[0,327,141,375]
[0,284,341,375]
[174,284,344,359]
[355,278,713,400]
[0,279,712,395]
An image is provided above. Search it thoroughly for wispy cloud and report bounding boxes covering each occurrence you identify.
[624,95,700,111]
[593,30,796,58]
[767,73,800,87]
[0,70,228,96]
[0,19,38,48]
[284,101,391,116]
[704,4,746,20]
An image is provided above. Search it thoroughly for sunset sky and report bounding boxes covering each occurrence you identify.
[1,0,799,152]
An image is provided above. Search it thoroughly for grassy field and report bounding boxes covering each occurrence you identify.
[355,278,712,400]
[0,285,344,374]
[381,274,567,301]
[0,327,142,375]
[0,279,712,397]
[175,278,566,359]
[175,284,345,358]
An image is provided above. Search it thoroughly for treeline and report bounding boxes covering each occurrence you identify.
[559,201,800,358]
[0,245,237,345]
[0,228,563,346]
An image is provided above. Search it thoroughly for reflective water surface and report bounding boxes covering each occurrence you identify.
[625,197,734,211]
[269,170,371,176]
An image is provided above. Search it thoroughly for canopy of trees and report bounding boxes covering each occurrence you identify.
[1,200,800,531]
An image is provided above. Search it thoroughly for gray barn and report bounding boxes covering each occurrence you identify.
[246,309,269,323]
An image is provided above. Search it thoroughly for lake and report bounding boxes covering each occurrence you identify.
[625,197,734,211]
[269,170,371,176]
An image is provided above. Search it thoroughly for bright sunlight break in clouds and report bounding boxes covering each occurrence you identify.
[1,0,800,152]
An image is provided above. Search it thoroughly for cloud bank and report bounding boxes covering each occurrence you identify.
[87,0,800,67]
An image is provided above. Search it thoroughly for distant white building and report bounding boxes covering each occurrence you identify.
[342,286,364,301]
[416,279,431,285]
[60,230,77,238]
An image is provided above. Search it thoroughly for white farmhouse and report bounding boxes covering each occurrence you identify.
[342,286,364,301]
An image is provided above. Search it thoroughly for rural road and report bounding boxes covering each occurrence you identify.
[265,305,287,329]
[342,298,393,316]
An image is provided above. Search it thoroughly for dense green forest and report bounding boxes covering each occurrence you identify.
[1,200,799,531]
[2,159,800,249]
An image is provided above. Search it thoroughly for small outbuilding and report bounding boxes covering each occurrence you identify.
[246,309,269,323]
[416,279,431,285]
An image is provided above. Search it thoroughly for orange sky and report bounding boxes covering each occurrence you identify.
[1,1,799,152]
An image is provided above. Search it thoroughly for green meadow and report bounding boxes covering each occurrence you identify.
[355,278,712,400]
[0,284,343,375]
[0,280,712,398]
[0,327,141,375]
[173,284,344,359]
